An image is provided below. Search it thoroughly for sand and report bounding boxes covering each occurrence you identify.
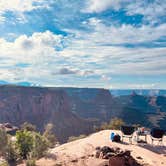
[36,130,166,166]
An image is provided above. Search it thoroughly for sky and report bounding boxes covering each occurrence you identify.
[0,0,166,89]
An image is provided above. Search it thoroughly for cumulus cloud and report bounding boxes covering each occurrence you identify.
[0,30,63,62]
[0,31,65,82]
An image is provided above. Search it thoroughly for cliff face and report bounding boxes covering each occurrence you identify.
[0,86,165,142]
[64,88,166,129]
[66,88,114,121]
[0,86,93,142]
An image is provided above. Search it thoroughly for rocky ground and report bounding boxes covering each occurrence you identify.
[36,130,166,166]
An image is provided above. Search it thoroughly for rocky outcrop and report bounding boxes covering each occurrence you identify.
[95,146,142,166]
[0,123,18,135]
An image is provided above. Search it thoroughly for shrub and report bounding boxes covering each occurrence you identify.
[108,118,125,130]
[25,158,36,166]
[16,130,34,159]
[31,132,48,158]
[0,161,9,166]
[43,123,57,147]
[21,122,36,132]
[99,118,125,130]
[6,140,18,162]
[16,129,49,160]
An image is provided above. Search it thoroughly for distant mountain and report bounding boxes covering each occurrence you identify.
[110,89,166,96]
[0,86,165,142]
[63,88,166,129]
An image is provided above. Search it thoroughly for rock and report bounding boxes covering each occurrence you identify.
[116,150,131,157]
[136,156,143,160]
[103,152,114,159]
[4,123,13,128]
[113,147,121,153]
[96,150,101,158]
[109,156,126,166]
[128,157,141,166]
[71,159,78,163]
[109,156,141,166]
[80,156,86,159]
[96,146,101,150]
[94,146,142,166]
[100,146,114,156]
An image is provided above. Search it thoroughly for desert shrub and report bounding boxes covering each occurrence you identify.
[0,129,18,162]
[31,132,48,158]
[99,118,125,130]
[68,134,86,142]
[0,161,9,166]
[6,140,18,162]
[43,123,57,147]
[16,130,34,159]
[25,158,36,166]
[0,128,8,156]
[108,118,125,130]
[16,129,49,160]
[21,122,36,132]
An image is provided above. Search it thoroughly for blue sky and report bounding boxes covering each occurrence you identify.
[0,0,165,89]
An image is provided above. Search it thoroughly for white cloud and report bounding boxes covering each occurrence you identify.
[84,0,166,24]
[0,30,63,61]
[0,0,46,23]
[0,0,44,13]
[0,26,165,88]
[60,19,166,77]
[80,18,166,45]
[83,0,126,13]
[126,0,166,24]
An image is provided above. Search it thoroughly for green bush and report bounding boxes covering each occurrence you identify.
[16,130,34,159]
[1,125,49,164]
[31,132,48,158]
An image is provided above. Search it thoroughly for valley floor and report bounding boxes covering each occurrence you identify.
[36,130,166,166]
